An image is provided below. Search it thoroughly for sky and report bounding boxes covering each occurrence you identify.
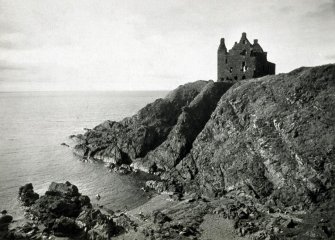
[0,0,334,91]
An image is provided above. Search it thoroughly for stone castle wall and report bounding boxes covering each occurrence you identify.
[218,33,275,82]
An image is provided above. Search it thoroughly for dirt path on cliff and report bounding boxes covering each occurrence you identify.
[112,193,251,240]
[199,214,251,240]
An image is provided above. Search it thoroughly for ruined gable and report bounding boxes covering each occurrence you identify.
[218,32,275,82]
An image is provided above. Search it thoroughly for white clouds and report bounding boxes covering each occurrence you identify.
[0,0,334,91]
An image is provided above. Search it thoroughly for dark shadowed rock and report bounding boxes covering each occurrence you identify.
[113,213,137,234]
[152,210,172,224]
[86,211,116,240]
[68,64,335,240]
[29,182,91,222]
[76,208,115,232]
[73,65,335,207]
[18,183,39,206]
[52,216,80,236]
[73,80,209,166]
[171,64,335,209]
[15,182,120,239]
[48,181,80,197]
[138,81,233,172]
[0,215,13,231]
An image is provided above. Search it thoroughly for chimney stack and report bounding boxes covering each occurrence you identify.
[218,38,227,53]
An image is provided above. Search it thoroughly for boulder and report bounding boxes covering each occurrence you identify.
[145,180,165,193]
[47,181,80,197]
[20,182,91,232]
[113,214,136,232]
[152,210,171,224]
[0,214,13,231]
[52,216,80,237]
[18,183,39,206]
[87,214,116,240]
[15,182,122,239]
[115,164,132,174]
[20,222,38,233]
[76,209,114,231]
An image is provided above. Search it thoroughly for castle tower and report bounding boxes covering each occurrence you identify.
[217,38,227,81]
[217,33,275,82]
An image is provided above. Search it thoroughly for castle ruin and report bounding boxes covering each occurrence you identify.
[218,32,275,82]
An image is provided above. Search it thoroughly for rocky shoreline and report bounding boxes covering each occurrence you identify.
[1,182,138,239]
[2,64,334,239]
[2,180,334,239]
[70,64,335,239]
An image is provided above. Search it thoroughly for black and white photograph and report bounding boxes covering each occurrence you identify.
[0,0,334,239]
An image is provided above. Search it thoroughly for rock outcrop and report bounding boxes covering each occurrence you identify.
[0,212,13,240]
[0,214,13,231]
[137,81,233,172]
[71,64,335,239]
[18,183,39,206]
[74,65,334,208]
[28,181,92,226]
[73,80,209,167]
[6,182,122,239]
[171,64,335,209]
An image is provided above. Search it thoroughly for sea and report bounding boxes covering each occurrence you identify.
[0,91,168,219]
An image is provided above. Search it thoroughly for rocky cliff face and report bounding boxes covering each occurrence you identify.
[136,81,233,172]
[72,64,335,237]
[169,64,335,209]
[73,80,209,164]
